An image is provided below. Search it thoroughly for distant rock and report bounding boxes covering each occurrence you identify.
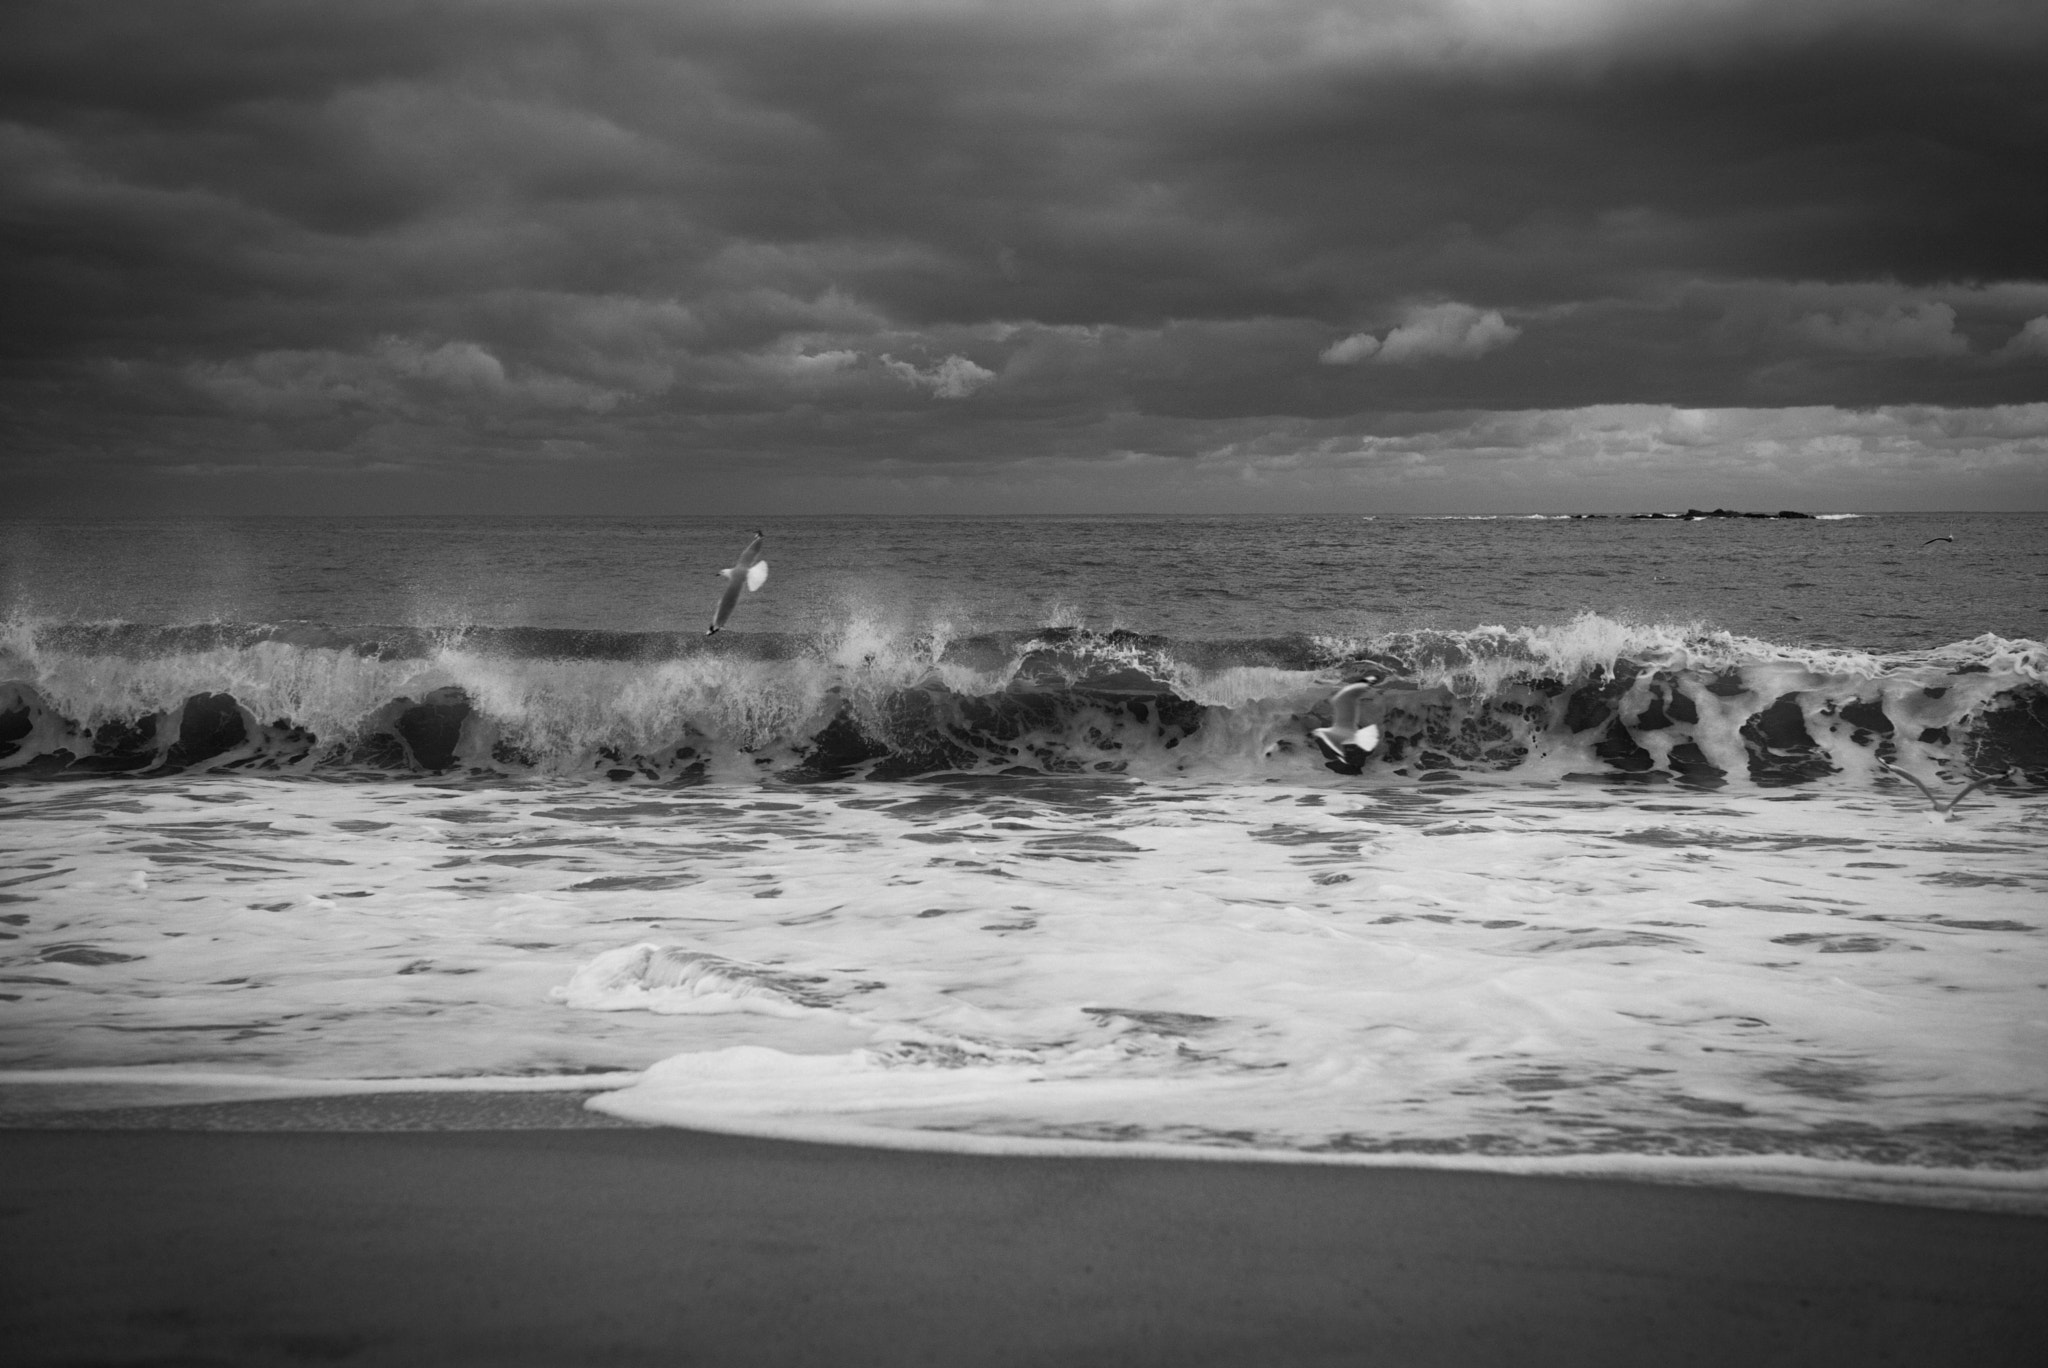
[1630,508,1815,520]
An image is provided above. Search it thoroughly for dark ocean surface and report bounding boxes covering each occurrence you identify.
[4,511,2043,648]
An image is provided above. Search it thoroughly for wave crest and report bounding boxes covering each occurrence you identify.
[3,611,2042,790]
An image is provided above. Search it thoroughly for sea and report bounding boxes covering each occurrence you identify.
[3,512,2045,1210]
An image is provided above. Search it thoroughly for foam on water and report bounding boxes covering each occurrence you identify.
[550,946,839,1018]
[2,761,2042,1210]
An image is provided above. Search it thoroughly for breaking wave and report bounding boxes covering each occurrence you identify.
[3,611,2043,791]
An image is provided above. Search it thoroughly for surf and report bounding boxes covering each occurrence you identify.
[2,611,2042,795]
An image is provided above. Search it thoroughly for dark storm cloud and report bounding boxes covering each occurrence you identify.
[2,0,2045,510]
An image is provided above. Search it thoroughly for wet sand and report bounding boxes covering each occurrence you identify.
[4,1099,2046,1367]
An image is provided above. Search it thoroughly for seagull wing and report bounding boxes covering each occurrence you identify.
[1940,770,2011,815]
[706,532,766,634]
[708,573,746,633]
[1877,758,1942,810]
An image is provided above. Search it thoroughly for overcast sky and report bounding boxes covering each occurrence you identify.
[4,0,2045,515]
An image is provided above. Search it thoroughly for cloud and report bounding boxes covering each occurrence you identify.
[1132,401,2048,513]
[1376,303,1523,363]
[1323,303,1522,366]
[882,353,997,398]
[184,338,622,418]
[1319,332,1380,364]
[1795,302,1968,356]
[3,2,2047,512]
[2000,315,2048,359]
[752,346,861,380]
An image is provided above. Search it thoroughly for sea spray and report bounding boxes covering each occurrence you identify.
[4,612,2038,790]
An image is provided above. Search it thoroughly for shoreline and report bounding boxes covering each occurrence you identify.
[6,1083,2044,1215]
[9,1083,2047,1210]
[5,1115,2046,1367]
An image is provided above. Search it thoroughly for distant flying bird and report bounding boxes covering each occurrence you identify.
[706,531,768,635]
[1921,535,1954,547]
[1877,757,2008,819]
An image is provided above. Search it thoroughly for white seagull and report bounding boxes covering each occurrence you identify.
[706,530,769,635]
[1310,681,1382,771]
[1876,756,2008,819]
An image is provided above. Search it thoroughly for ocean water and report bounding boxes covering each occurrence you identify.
[2,513,2045,1210]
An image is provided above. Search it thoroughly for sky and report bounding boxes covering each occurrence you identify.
[3,0,2046,515]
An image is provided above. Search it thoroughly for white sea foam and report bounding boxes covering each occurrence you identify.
[3,727,2043,1208]
[4,534,2046,1216]
[548,945,836,1018]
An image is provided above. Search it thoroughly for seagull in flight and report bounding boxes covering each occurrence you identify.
[1877,756,2008,819]
[706,530,768,635]
[1309,669,1388,774]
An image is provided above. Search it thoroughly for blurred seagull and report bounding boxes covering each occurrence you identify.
[706,530,768,635]
[1877,756,2008,819]
[1310,679,1383,774]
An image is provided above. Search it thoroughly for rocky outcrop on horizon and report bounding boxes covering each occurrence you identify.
[1629,509,1817,520]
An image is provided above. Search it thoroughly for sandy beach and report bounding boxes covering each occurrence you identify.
[4,1097,2045,1367]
